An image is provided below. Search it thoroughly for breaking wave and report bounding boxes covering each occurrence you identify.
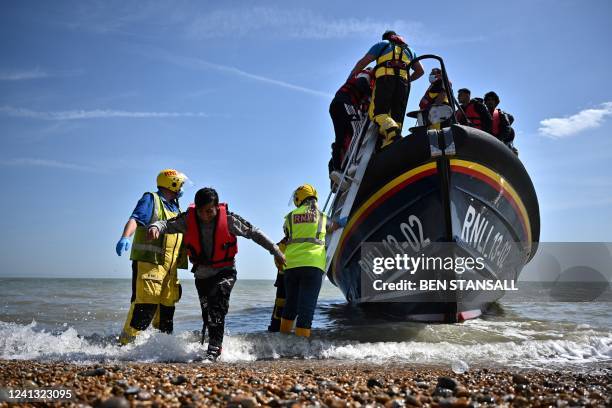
[1,320,610,370]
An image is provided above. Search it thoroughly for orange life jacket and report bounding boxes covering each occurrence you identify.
[491,108,501,136]
[184,203,238,269]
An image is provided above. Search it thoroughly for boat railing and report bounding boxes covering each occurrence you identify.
[324,120,378,274]
[408,54,459,121]
[323,112,370,213]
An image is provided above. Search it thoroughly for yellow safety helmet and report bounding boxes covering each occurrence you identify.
[293,184,318,207]
[157,169,186,193]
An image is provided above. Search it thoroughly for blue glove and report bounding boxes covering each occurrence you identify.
[337,216,349,227]
[116,237,131,256]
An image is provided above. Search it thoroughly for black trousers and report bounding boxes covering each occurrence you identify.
[281,266,324,329]
[268,270,286,332]
[329,97,360,171]
[371,75,410,130]
[194,268,237,348]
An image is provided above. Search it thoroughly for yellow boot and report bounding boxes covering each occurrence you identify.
[295,327,311,338]
[119,302,140,345]
[375,115,400,148]
[381,128,399,148]
[280,318,294,334]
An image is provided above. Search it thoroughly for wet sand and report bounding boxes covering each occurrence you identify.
[0,359,610,407]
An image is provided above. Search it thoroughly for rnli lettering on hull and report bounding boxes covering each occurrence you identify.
[460,205,512,268]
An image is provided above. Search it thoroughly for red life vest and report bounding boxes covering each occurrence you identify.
[491,108,501,136]
[337,70,373,105]
[464,102,483,129]
[183,203,238,269]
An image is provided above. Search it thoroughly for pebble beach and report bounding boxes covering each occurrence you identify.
[1,360,610,407]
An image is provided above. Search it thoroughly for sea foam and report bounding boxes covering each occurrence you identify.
[1,320,610,370]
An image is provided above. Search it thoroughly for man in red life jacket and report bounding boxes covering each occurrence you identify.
[148,187,285,361]
[455,88,492,133]
[329,68,374,176]
[484,91,517,153]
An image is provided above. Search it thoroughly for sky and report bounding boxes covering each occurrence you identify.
[0,0,611,279]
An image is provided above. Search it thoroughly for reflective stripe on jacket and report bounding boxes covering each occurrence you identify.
[373,42,414,80]
[130,192,187,269]
[284,203,327,271]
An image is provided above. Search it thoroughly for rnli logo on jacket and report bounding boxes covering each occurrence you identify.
[293,213,316,224]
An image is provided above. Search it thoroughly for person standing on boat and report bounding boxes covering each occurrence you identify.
[419,67,452,129]
[329,67,374,178]
[419,68,449,110]
[279,185,345,338]
[148,187,285,361]
[116,169,189,345]
[455,88,492,133]
[348,30,425,149]
[484,91,517,154]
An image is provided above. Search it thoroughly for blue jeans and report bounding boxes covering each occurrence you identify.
[282,266,324,329]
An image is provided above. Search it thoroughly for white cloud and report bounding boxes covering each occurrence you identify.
[0,106,210,120]
[141,48,333,99]
[0,68,82,81]
[186,8,424,41]
[57,3,481,47]
[185,7,485,46]
[184,7,482,46]
[182,7,486,46]
[539,102,612,138]
[0,158,101,173]
[0,68,49,81]
[59,1,163,37]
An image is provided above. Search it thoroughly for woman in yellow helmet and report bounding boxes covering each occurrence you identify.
[279,184,346,338]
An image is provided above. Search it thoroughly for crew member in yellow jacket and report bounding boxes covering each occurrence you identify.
[348,30,424,148]
[279,184,346,337]
[115,169,188,345]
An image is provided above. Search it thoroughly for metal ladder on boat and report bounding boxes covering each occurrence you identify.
[323,118,379,273]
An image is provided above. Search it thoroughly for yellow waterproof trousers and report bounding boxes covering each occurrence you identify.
[119,260,181,345]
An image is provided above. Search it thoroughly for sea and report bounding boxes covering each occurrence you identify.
[0,278,610,372]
